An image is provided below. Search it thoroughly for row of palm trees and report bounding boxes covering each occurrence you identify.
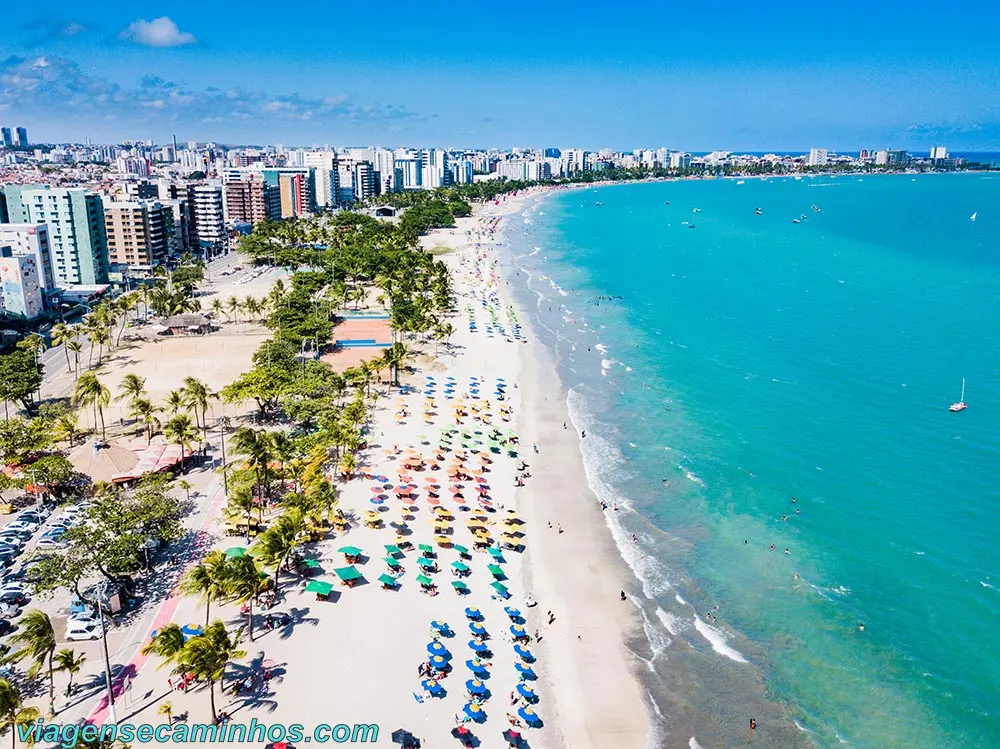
[208,295,269,325]
[0,610,87,719]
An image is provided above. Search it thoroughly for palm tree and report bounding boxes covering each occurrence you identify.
[163,413,199,469]
[51,323,75,372]
[7,610,56,715]
[224,485,259,541]
[52,412,82,447]
[73,371,111,439]
[164,389,186,416]
[179,551,229,626]
[117,373,147,405]
[158,701,173,726]
[0,678,38,749]
[230,427,274,508]
[210,298,224,322]
[178,622,245,724]
[226,296,241,324]
[339,452,357,482]
[225,554,267,641]
[174,479,193,503]
[251,508,305,595]
[129,398,162,443]
[53,648,86,696]
[182,377,215,442]
[140,623,186,669]
[64,338,82,379]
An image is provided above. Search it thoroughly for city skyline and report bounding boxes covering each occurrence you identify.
[3,0,1000,150]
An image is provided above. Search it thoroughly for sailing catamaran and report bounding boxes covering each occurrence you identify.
[970,212,978,221]
[949,379,967,412]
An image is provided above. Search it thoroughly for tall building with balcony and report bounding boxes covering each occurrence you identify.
[420,149,450,189]
[262,168,315,217]
[186,184,227,258]
[353,162,377,201]
[0,247,44,319]
[1,186,109,285]
[223,175,277,224]
[807,148,829,166]
[104,201,170,270]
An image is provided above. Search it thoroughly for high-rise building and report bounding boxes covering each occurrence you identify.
[0,247,44,319]
[930,146,949,160]
[543,148,561,159]
[353,162,377,201]
[223,175,276,224]
[262,168,315,217]
[669,152,692,169]
[373,149,396,194]
[14,128,28,147]
[161,198,191,256]
[420,149,450,189]
[104,201,170,270]
[301,152,339,208]
[1,186,109,286]
[0,224,55,290]
[395,153,422,190]
[807,148,829,166]
[186,184,227,259]
[451,160,474,184]
[0,128,12,148]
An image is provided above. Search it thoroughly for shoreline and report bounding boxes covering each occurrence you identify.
[433,187,655,748]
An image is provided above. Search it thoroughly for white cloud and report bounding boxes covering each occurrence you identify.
[118,17,196,47]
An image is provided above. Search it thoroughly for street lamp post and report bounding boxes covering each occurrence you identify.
[218,414,230,498]
[96,598,118,725]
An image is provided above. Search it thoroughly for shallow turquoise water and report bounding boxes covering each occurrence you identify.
[502,174,1000,748]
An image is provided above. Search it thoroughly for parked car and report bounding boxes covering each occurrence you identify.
[35,538,67,551]
[0,591,28,607]
[5,521,38,534]
[0,539,22,552]
[1,528,33,542]
[0,602,21,619]
[0,582,30,597]
[0,619,14,636]
[66,623,100,641]
[0,552,16,567]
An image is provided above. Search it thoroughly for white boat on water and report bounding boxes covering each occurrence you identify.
[949,379,967,412]
[971,212,978,221]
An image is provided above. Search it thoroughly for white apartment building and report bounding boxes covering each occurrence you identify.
[0,223,55,290]
[421,149,449,189]
[301,152,340,208]
[0,247,44,319]
[807,148,829,166]
[373,149,397,193]
[669,152,692,169]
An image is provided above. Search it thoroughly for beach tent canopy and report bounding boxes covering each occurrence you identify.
[377,574,398,586]
[334,566,363,582]
[304,580,334,595]
[418,544,434,554]
[416,574,434,586]
[384,557,402,568]
[224,547,246,558]
[487,564,504,577]
[491,581,509,596]
[453,545,469,555]
[417,557,436,568]
[300,558,320,569]
[452,580,469,591]
[384,544,402,555]
[338,546,363,556]
[451,561,470,571]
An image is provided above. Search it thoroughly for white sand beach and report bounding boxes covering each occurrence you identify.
[43,193,649,749]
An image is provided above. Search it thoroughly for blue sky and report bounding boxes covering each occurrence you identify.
[2,0,1000,150]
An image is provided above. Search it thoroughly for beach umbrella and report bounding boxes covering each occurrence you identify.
[513,644,534,662]
[370,496,386,506]
[419,679,442,695]
[338,546,363,557]
[384,544,403,555]
[468,639,489,653]
[452,561,470,572]
[469,622,487,636]
[430,620,450,632]
[377,574,398,588]
[464,607,481,619]
[510,624,527,638]
[516,683,537,702]
[224,547,246,558]
[517,707,541,727]
[181,624,204,637]
[487,564,505,579]
[514,662,536,679]
[452,580,470,593]
[465,678,488,695]
[384,557,402,569]
[502,729,522,747]
[417,557,436,569]
[419,544,435,555]
[416,574,434,587]
[465,659,488,674]
[488,547,504,559]
[426,641,450,657]
[504,606,521,619]
[429,655,448,669]
[491,581,510,598]
[454,544,470,557]
[463,703,486,722]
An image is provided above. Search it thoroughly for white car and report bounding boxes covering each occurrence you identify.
[5,521,38,534]
[67,612,101,628]
[0,536,24,549]
[0,582,29,596]
[66,623,100,641]
[35,538,67,551]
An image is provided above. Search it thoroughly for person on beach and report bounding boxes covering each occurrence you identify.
[620,590,627,601]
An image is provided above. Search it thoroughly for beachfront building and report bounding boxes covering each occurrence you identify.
[421,149,450,189]
[262,168,316,218]
[807,148,829,166]
[354,162,377,201]
[223,174,277,224]
[0,223,55,290]
[669,152,692,169]
[1,185,110,285]
[562,149,588,174]
[451,159,475,184]
[301,152,340,209]
[0,246,44,319]
[930,146,949,161]
[104,200,170,271]
[186,184,227,258]
[373,148,397,194]
[395,151,422,190]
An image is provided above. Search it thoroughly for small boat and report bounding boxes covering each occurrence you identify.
[595,201,602,206]
[949,379,967,412]
[664,201,671,205]
[693,208,702,213]
[687,224,696,229]
[792,219,800,224]
[970,212,977,221]
[755,208,762,215]
[736,180,745,185]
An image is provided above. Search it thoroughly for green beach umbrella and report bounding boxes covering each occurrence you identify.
[377,574,398,587]
[451,561,470,572]
[452,580,470,592]
[384,544,402,555]
[301,558,321,569]
[417,557,436,569]
[384,557,402,568]
[487,547,504,558]
[334,565,363,582]
[338,546,363,557]
[487,564,505,578]
[224,547,246,558]
[304,580,334,596]
[416,574,434,587]
[453,544,469,556]
[490,581,509,597]
[418,544,434,555]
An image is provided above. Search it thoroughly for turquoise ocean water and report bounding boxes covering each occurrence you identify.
[499,174,1000,748]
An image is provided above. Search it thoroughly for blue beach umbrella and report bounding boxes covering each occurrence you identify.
[421,678,444,696]
[464,607,482,620]
[463,703,486,723]
[465,678,488,695]
[430,620,449,632]
[429,655,449,669]
[504,606,522,619]
[427,641,450,657]
[468,639,489,653]
[465,659,488,674]
[516,683,537,702]
[517,707,541,727]
[469,622,487,636]
[181,624,204,638]
[514,662,536,679]
[510,624,527,638]
[513,644,534,662]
